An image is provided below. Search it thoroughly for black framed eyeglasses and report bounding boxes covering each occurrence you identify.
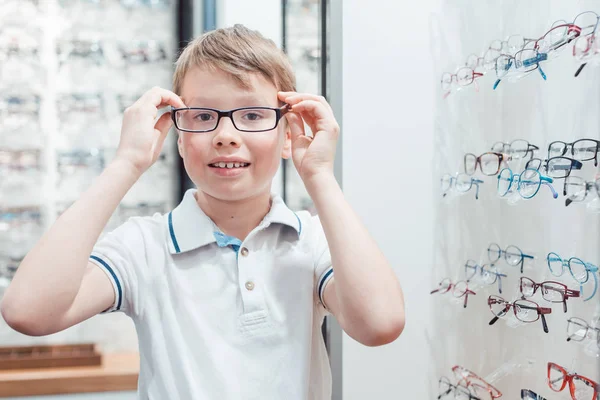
[171,104,291,133]
[547,138,600,167]
[525,156,583,178]
[521,389,547,400]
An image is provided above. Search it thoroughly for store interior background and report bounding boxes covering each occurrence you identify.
[1,0,599,399]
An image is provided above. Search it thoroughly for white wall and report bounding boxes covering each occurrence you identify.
[340,0,438,398]
[217,0,282,47]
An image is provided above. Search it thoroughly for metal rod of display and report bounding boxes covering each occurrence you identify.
[281,0,288,203]
[176,0,197,199]
[203,0,217,31]
[327,0,343,398]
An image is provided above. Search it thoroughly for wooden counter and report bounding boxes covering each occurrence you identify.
[0,353,139,398]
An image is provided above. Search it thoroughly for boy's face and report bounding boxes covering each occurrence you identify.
[177,66,291,202]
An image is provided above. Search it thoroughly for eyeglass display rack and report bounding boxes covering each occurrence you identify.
[283,0,322,214]
[0,0,180,352]
[430,1,600,399]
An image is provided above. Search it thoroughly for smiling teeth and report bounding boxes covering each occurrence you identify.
[212,162,248,168]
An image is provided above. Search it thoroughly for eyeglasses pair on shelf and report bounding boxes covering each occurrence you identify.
[520,276,580,313]
[441,11,599,97]
[494,12,600,88]
[496,167,558,200]
[464,243,533,293]
[59,0,172,10]
[57,37,169,67]
[467,138,599,174]
[547,362,598,400]
[522,362,599,400]
[488,294,552,333]
[496,168,600,207]
[487,277,585,334]
[440,173,484,199]
[567,317,600,350]
[521,389,547,399]
[430,279,476,308]
[464,261,507,294]
[439,365,502,400]
[0,149,42,173]
[547,252,598,301]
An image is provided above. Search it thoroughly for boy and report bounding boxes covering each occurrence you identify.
[1,25,405,399]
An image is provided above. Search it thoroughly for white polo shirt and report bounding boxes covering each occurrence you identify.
[89,189,335,400]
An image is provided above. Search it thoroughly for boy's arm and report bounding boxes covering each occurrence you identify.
[279,91,405,347]
[307,174,405,347]
[1,87,185,336]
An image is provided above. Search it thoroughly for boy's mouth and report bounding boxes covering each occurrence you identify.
[208,162,251,169]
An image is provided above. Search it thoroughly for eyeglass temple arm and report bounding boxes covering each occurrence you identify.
[582,272,598,302]
[575,62,587,77]
[540,312,550,333]
[538,62,547,80]
[560,287,580,313]
[473,180,483,200]
[541,181,559,198]
[496,273,507,294]
[493,78,502,90]
[488,303,510,326]
[463,290,477,308]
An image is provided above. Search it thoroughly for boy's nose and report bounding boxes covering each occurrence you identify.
[212,118,241,148]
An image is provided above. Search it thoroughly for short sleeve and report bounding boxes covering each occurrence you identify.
[89,218,146,317]
[311,215,334,311]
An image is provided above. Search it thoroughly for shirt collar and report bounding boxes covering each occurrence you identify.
[167,189,302,254]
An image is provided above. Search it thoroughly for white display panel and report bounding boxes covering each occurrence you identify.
[432,0,600,398]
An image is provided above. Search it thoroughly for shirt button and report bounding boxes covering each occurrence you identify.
[245,281,255,291]
[240,247,249,257]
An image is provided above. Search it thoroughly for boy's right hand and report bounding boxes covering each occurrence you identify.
[116,86,186,176]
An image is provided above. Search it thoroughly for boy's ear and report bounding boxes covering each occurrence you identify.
[281,126,292,159]
[177,133,184,158]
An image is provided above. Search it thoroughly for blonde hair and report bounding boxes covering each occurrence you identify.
[173,24,296,96]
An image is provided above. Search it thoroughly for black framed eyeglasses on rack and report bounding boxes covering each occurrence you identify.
[525,156,583,178]
[547,138,600,167]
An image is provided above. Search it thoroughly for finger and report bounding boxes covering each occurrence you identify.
[151,112,173,160]
[284,112,306,143]
[278,91,298,101]
[290,100,332,123]
[144,87,186,110]
[280,92,332,112]
[154,111,174,136]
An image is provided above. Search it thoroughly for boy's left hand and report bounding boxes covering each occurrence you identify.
[278,92,340,183]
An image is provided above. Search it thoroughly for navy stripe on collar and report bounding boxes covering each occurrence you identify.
[168,212,180,253]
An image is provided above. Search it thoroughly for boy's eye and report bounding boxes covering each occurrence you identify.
[193,112,214,121]
[241,111,264,121]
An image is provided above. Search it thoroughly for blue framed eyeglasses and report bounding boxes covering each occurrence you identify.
[441,173,484,199]
[488,243,534,274]
[464,260,507,293]
[497,168,558,199]
[547,252,598,301]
